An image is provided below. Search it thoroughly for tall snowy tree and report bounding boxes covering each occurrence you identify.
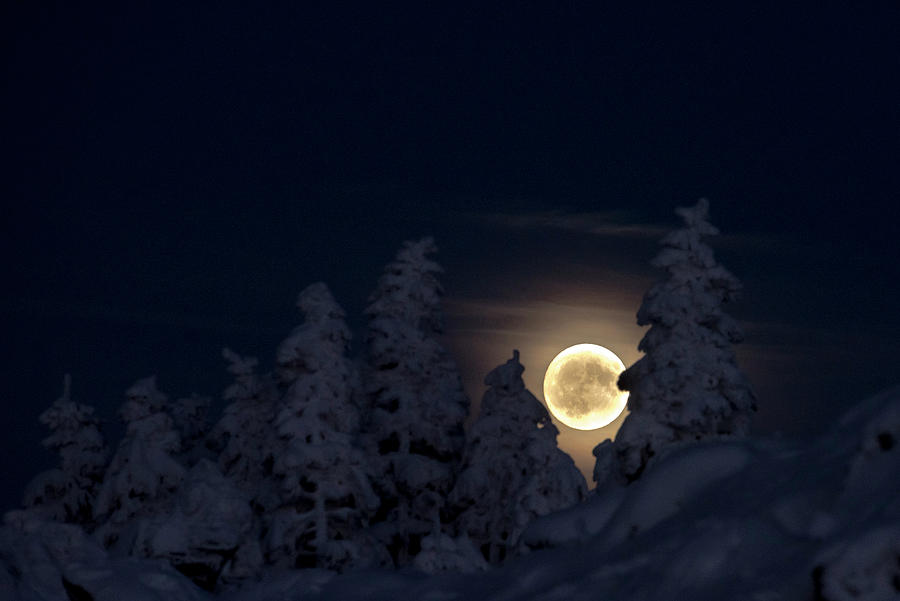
[361,237,470,566]
[596,199,756,486]
[209,348,278,509]
[451,351,587,563]
[266,282,377,570]
[22,375,107,525]
[93,376,185,550]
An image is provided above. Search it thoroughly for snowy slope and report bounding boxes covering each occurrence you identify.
[3,387,898,601]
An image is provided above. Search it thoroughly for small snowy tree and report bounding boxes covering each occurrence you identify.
[597,199,756,485]
[22,375,107,525]
[93,376,185,550]
[361,237,470,566]
[451,351,587,563]
[209,348,278,509]
[413,532,488,574]
[131,459,261,591]
[171,393,211,467]
[266,282,377,571]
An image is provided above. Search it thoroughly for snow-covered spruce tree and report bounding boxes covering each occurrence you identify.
[131,458,261,591]
[265,282,377,570]
[361,237,469,566]
[22,375,107,526]
[209,348,278,508]
[171,393,211,467]
[451,351,586,563]
[596,199,756,486]
[93,376,185,550]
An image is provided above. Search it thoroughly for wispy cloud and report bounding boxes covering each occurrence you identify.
[468,209,668,239]
[443,297,639,338]
[442,294,645,405]
[464,207,802,253]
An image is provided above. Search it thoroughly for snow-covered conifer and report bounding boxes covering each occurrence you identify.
[93,376,185,549]
[266,282,377,570]
[413,532,488,574]
[361,237,470,566]
[131,459,260,590]
[451,351,586,563]
[210,348,278,507]
[22,375,106,525]
[599,199,756,485]
[171,393,211,467]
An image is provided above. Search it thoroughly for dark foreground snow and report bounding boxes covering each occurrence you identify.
[3,387,898,601]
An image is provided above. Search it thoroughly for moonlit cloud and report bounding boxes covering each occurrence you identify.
[467,209,668,238]
[463,207,797,253]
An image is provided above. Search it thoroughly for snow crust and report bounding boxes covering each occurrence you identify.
[604,442,749,546]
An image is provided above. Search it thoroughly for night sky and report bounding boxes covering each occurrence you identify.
[2,3,898,511]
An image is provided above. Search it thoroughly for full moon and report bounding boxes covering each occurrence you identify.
[543,343,629,430]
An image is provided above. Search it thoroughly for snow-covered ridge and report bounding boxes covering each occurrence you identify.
[3,386,897,601]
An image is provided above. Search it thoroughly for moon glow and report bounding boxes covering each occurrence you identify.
[543,344,629,430]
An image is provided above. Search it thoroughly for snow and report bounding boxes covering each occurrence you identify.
[22,375,106,525]
[171,394,212,467]
[412,533,487,574]
[267,282,376,571]
[93,376,185,551]
[813,523,900,601]
[223,569,335,601]
[452,350,586,563]
[2,386,899,601]
[64,558,210,601]
[360,238,470,566]
[520,485,626,549]
[605,199,756,485]
[133,459,258,586]
[0,511,106,601]
[524,441,750,553]
[209,348,278,508]
[2,225,896,600]
[604,442,750,546]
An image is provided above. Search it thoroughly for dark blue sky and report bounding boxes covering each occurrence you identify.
[2,3,898,508]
